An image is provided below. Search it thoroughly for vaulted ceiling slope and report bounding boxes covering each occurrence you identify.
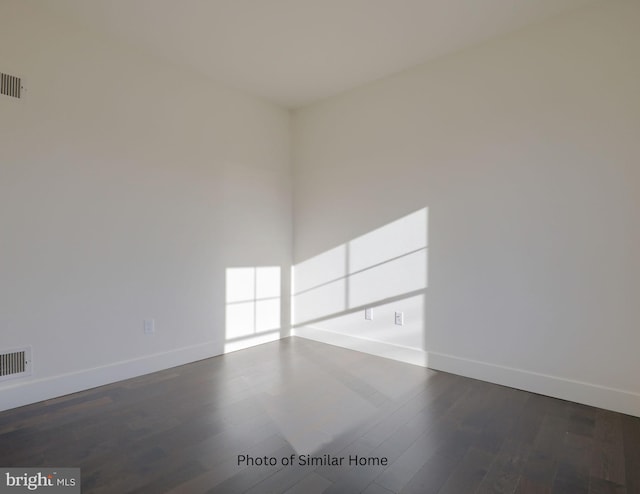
[42,0,596,108]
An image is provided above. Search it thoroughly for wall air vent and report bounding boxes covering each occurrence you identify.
[1,72,23,99]
[0,347,32,383]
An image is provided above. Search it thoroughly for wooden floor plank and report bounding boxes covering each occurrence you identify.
[620,414,640,494]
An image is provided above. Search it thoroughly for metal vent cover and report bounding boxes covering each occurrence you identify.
[0,72,23,99]
[0,347,32,382]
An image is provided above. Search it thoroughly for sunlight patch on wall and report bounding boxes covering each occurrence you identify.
[225,266,281,353]
[292,208,428,333]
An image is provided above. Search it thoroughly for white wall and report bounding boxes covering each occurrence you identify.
[2,0,639,418]
[292,1,640,416]
[0,0,291,410]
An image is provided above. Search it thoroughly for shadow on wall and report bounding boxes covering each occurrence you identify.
[292,208,428,350]
[225,266,282,353]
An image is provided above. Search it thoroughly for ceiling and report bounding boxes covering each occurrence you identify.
[43,0,596,108]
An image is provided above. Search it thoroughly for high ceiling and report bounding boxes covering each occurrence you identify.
[43,0,596,108]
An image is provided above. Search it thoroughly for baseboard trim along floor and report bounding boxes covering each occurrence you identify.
[2,332,639,419]
[0,340,220,413]
[294,327,640,418]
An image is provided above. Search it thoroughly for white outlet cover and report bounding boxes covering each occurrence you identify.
[394,312,404,325]
[365,308,373,320]
[144,319,155,334]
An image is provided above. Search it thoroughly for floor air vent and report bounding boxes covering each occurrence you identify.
[1,72,23,99]
[0,347,32,383]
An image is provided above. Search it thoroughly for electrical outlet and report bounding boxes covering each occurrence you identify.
[365,308,373,320]
[394,312,404,326]
[144,319,155,334]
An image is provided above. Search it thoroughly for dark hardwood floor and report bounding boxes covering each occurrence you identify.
[1,337,638,493]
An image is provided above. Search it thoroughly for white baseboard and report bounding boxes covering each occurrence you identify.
[224,331,281,354]
[4,332,638,419]
[293,326,428,367]
[429,351,640,418]
[0,341,221,412]
[293,327,639,417]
